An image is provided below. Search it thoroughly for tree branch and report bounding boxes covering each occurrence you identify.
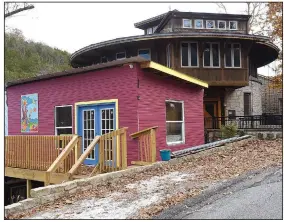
[5,5,34,18]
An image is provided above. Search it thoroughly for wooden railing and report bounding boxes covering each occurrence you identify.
[5,135,81,172]
[45,135,81,185]
[130,126,158,166]
[68,127,128,179]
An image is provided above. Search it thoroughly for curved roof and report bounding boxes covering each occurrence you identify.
[70,32,279,68]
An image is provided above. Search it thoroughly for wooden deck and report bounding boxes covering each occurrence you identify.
[5,128,129,186]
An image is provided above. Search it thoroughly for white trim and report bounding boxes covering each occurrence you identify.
[116,51,126,60]
[194,19,204,29]
[180,41,199,68]
[206,20,215,29]
[54,105,73,135]
[203,42,220,68]
[182,19,192,28]
[165,100,185,145]
[138,48,151,60]
[224,43,242,68]
[229,21,238,30]
[217,20,226,30]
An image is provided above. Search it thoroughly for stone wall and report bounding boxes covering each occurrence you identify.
[224,78,262,116]
[258,75,283,114]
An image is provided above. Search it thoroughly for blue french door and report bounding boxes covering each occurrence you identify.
[77,103,116,165]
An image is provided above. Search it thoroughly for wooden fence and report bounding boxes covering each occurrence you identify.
[5,135,81,173]
[130,126,158,166]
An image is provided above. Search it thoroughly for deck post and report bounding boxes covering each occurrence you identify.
[44,172,50,186]
[27,179,32,198]
[150,129,157,163]
[121,129,127,169]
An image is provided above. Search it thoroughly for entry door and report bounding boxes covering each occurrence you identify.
[204,102,218,129]
[77,103,116,165]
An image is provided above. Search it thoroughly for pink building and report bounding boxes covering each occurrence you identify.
[6,57,208,164]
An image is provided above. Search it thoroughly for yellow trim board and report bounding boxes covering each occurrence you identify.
[141,61,208,88]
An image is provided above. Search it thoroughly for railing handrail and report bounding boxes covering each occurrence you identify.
[130,126,158,139]
[46,135,79,174]
[68,135,100,176]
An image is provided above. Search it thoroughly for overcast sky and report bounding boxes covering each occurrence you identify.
[5,2,278,76]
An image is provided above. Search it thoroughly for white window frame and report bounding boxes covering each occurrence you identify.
[138,48,151,60]
[206,20,215,29]
[224,43,242,68]
[217,20,226,30]
[166,43,171,68]
[116,52,126,60]
[147,27,153,34]
[203,42,220,68]
[183,19,192,28]
[229,21,238,30]
[180,41,199,68]
[54,105,73,135]
[165,100,185,145]
[194,19,204,29]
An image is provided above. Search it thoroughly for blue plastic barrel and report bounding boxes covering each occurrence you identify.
[160,149,171,161]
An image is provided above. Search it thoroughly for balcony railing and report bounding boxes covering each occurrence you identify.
[204,115,283,130]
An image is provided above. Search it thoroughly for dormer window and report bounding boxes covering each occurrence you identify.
[229,21,238,30]
[218,21,226,30]
[206,20,215,29]
[195,19,203,29]
[183,19,192,28]
[147,27,153,34]
[138,49,151,60]
[116,52,126,60]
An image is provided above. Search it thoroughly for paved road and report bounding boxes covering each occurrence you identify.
[155,166,283,220]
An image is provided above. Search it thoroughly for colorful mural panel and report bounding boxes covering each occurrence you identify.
[21,93,38,133]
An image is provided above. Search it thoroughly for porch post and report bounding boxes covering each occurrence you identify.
[26,179,31,198]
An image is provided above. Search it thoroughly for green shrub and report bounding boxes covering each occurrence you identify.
[220,122,238,139]
[238,130,246,137]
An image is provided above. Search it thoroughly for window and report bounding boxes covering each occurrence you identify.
[225,43,241,68]
[147,27,153,34]
[166,44,171,68]
[138,49,151,60]
[195,19,203,29]
[55,106,72,135]
[229,21,238,30]
[244,93,251,116]
[116,52,126,60]
[153,26,158,32]
[218,20,226,29]
[203,43,220,67]
[183,19,192,28]
[206,20,215,29]
[166,100,184,144]
[181,42,198,67]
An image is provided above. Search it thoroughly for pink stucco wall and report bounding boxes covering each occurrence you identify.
[7,63,204,164]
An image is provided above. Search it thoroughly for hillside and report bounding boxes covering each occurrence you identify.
[5,29,71,83]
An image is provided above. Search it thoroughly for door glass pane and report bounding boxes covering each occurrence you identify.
[83,110,95,159]
[181,43,189,66]
[212,44,219,67]
[190,43,198,66]
[101,108,115,160]
[203,43,210,67]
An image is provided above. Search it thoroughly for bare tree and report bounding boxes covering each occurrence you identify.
[216,3,268,35]
[5,2,34,19]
